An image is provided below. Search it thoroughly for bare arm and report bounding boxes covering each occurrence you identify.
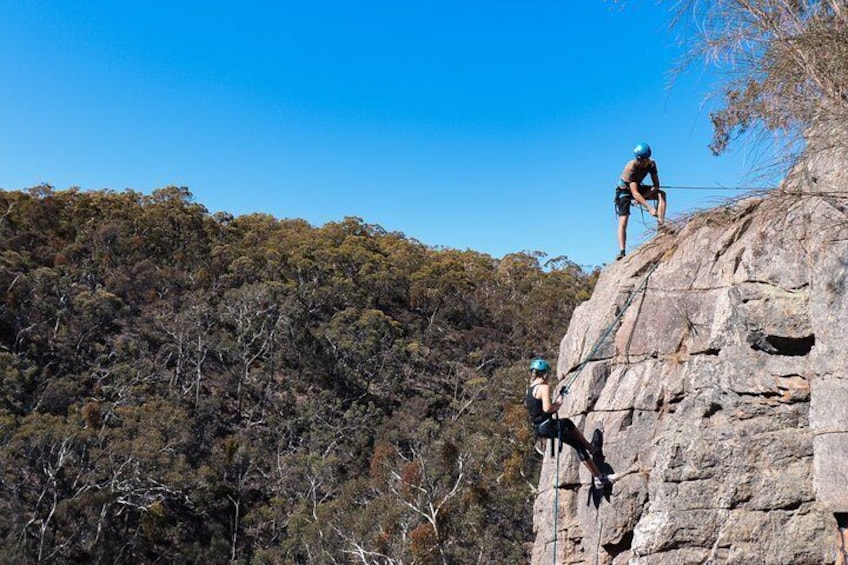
[535,383,561,414]
[629,181,657,216]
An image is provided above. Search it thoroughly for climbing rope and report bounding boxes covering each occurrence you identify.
[551,431,563,564]
[548,260,660,565]
[662,184,771,191]
[618,183,770,231]
[557,260,660,397]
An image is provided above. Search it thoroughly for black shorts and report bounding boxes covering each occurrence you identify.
[614,185,651,217]
[534,418,587,458]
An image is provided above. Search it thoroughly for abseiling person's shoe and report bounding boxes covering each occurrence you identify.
[592,473,618,489]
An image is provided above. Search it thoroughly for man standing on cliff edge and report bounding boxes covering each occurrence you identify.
[614,142,667,260]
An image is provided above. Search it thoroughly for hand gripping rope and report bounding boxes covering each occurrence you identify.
[549,260,659,565]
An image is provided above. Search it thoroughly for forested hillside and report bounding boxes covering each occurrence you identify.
[0,186,596,564]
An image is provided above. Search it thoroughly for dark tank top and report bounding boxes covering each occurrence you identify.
[524,384,548,425]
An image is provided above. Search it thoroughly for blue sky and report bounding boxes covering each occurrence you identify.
[0,1,770,268]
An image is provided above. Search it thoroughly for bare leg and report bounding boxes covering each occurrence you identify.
[643,189,666,226]
[617,215,628,253]
[657,190,666,224]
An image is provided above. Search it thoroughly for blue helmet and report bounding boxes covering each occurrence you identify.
[634,142,652,159]
[529,358,551,373]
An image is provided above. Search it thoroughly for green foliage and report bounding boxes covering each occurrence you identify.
[670,0,848,158]
[0,187,597,563]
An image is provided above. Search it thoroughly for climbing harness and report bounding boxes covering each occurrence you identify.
[548,260,660,565]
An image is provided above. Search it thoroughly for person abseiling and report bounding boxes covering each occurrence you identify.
[615,142,667,260]
[524,358,614,488]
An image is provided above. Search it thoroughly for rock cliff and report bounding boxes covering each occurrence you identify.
[530,150,848,564]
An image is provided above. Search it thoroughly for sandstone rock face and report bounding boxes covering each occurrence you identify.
[531,181,848,564]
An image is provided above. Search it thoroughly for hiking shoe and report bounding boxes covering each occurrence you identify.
[592,473,618,489]
[616,250,625,261]
[590,429,605,466]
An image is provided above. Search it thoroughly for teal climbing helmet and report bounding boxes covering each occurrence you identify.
[529,358,551,373]
[634,142,652,159]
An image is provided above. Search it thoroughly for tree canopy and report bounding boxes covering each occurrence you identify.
[671,0,848,158]
[0,186,597,564]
